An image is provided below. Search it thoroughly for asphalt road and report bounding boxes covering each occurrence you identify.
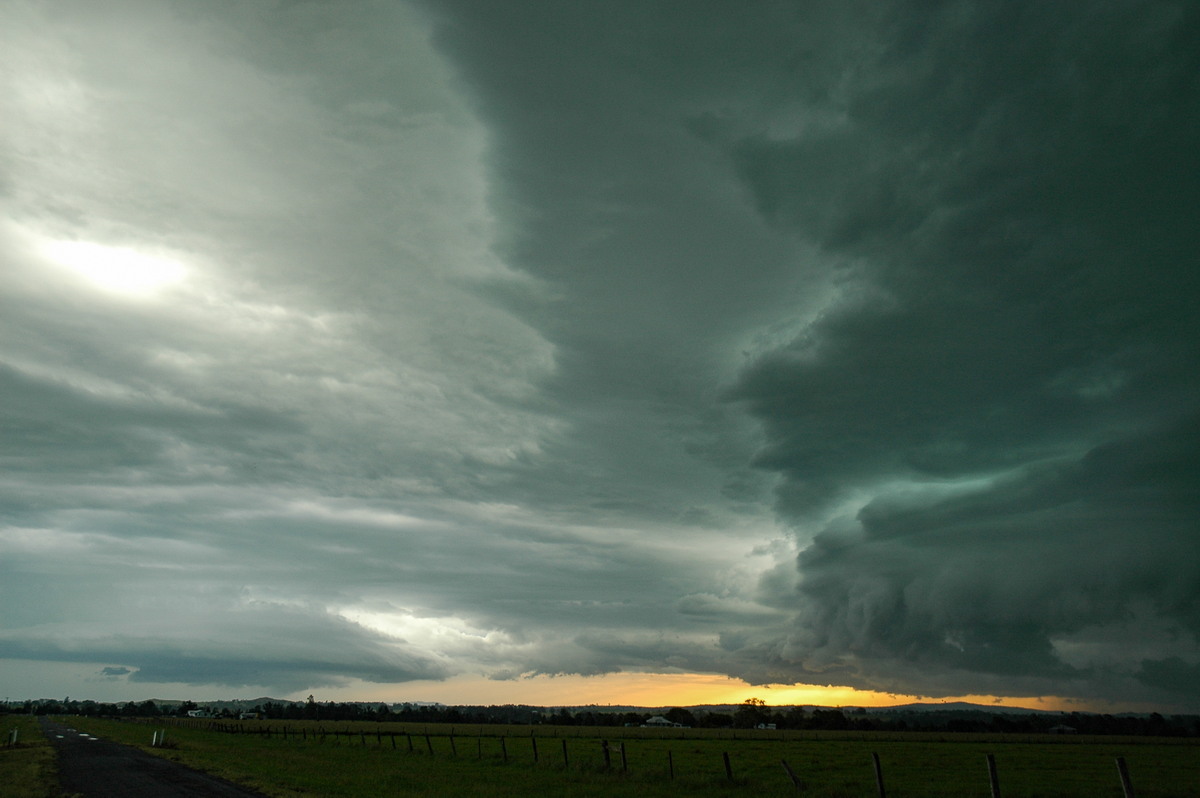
[39,717,269,798]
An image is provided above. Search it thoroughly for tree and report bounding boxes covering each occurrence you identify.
[734,698,769,728]
[664,707,696,727]
[781,706,806,729]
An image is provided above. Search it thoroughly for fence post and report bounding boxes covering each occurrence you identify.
[424,734,433,755]
[668,750,674,780]
[562,738,569,768]
[407,733,414,753]
[620,742,628,773]
[723,751,734,781]
[531,735,538,763]
[602,740,611,769]
[986,753,1001,798]
[449,734,457,757]
[781,759,804,790]
[1115,757,1136,798]
[501,736,508,763]
[873,752,886,798]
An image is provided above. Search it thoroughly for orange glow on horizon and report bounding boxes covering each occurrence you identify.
[296,672,1149,714]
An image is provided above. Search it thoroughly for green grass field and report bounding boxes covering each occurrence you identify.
[56,717,1200,797]
[0,716,59,798]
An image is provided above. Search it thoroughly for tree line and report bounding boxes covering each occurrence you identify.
[7,697,1197,737]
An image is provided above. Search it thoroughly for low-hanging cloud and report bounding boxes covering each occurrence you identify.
[720,0,1200,704]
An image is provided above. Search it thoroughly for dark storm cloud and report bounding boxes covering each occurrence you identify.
[417,0,810,523]
[3,0,1197,709]
[719,1,1200,702]
[402,0,1200,706]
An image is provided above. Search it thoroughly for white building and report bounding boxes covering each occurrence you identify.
[642,716,683,727]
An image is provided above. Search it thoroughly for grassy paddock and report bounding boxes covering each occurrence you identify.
[67,717,1200,797]
[0,716,59,798]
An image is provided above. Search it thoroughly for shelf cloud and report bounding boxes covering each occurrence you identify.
[2,0,1197,710]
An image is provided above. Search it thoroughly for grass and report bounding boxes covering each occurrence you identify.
[0,715,60,798]
[64,717,1200,797]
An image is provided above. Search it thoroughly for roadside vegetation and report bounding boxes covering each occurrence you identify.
[0,715,59,798]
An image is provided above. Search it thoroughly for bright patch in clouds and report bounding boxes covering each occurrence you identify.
[42,239,186,297]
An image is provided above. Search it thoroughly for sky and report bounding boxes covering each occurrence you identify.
[1,1,1198,714]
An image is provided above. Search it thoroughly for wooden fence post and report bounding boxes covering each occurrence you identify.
[501,736,508,763]
[407,733,414,752]
[986,753,1001,798]
[531,735,539,763]
[781,758,804,790]
[668,750,674,780]
[723,751,734,781]
[873,752,886,798]
[424,734,433,755]
[602,740,611,769]
[449,734,457,756]
[562,738,569,768]
[1115,757,1136,798]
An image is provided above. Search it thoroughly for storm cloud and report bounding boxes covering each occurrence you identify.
[1,0,1197,710]
[722,1,1200,703]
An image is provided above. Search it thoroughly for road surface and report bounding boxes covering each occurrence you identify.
[40,717,268,798]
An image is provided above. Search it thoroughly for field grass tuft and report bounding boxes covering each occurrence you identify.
[0,716,60,798]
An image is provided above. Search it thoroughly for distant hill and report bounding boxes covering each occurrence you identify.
[130,698,1076,717]
[867,701,1061,715]
[147,697,292,710]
